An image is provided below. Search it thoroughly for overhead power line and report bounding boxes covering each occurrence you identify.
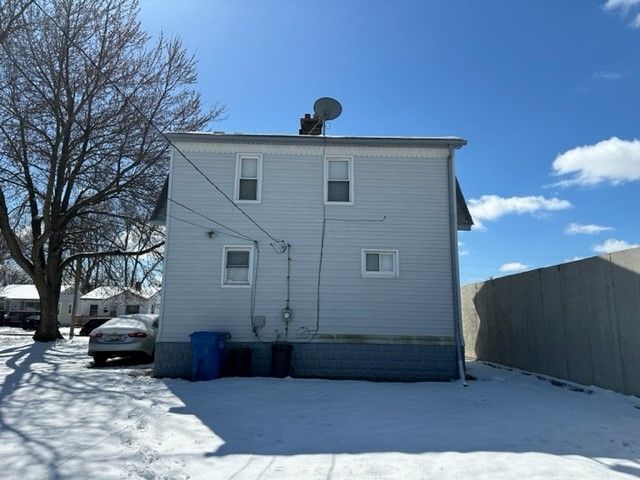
[167,214,254,242]
[27,0,284,248]
[167,197,255,242]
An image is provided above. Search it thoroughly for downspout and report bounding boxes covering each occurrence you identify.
[447,146,467,387]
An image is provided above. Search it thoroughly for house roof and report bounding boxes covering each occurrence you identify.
[456,179,474,231]
[0,284,76,301]
[0,284,39,300]
[81,286,158,301]
[165,132,467,149]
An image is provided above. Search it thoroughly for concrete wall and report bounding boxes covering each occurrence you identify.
[461,248,640,396]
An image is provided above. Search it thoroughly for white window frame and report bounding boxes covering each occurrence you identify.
[361,249,399,278]
[234,154,263,203]
[221,245,255,288]
[324,155,354,205]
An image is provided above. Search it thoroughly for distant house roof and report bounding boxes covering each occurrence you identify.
[81,286,158,301]
[0,284,39,300]
[0,284,76,301]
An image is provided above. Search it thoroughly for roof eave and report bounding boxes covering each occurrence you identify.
[164,132,467,149]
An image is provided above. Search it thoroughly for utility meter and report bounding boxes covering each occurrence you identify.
[282,307,293,323]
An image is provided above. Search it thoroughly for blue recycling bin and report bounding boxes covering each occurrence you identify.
[190,331,229,381]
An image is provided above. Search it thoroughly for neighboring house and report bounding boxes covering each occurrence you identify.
[145,288,162,314]
[78,286,157,319]
[58,285,78,326]
[0,284,78,326]
[151,125,473,380]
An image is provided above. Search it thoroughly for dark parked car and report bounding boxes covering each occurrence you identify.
[21,314,60,330]
[21,314,40,330]
[6,311,35,327]
[79,317,112,336]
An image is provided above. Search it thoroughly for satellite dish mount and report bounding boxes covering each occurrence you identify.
[313,97,342,135]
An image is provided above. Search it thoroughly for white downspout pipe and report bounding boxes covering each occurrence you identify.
[447,146,467,387]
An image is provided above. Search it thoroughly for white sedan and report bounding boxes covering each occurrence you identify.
[88,314,159,366]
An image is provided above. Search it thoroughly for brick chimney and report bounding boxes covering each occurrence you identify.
[299,113,322,135]
[134,281,142,292]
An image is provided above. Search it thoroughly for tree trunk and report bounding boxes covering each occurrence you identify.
[34,282,63,341]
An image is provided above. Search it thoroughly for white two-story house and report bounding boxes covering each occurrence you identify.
[151,125,472,380]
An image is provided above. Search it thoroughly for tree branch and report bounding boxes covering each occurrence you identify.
[61,240,164,269]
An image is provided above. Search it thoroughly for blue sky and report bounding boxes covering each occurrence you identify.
[140,0,640,283]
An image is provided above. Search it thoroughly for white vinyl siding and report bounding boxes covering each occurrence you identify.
[222,245,254,287]
[160,142,455,343]
[362,249,399,278]
[325,156,353,204]
[234,154,262,202]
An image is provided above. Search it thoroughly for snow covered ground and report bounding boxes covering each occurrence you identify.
[1,327,639,479]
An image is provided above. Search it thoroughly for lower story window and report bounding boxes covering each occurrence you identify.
[125,304,140,314]
[223,246,253,287]
[89,304,98,316]
[362,249,399,278]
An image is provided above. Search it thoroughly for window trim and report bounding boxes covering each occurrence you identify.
[221,245,255,288]
[234,153,263,203]
[361,249,399,278]
[324,155,354,205]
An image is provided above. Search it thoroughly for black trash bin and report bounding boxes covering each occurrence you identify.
[226,348,253,377]
[270,343,293,378]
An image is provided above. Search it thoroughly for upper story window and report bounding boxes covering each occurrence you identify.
[361,249,399,278]
[325,156,353,204]
[222,245,254,287]
[234,154,262,202]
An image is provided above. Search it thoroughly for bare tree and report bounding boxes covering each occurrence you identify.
[0,0,223,340]
[64,214,164,293]
[0,242,30,286]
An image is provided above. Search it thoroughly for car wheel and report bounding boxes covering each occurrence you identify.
[93,354,108,366]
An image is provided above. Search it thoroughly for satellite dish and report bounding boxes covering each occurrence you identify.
[313,97,342,121]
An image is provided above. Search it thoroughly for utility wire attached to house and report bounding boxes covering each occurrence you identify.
[167,198,256,242]
[167,215,255,242]
[27,0,286,251]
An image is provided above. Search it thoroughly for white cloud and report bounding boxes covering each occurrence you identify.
[564,256,586,263]
[603,0,640,27]
[565,223,613,235]
[603,0,640,12]
[499,262,529,273]
[593,70,623,80]
[458,241,469,256]
[592,238,639,253]
[551,137,640,187]
[468,195,572,229]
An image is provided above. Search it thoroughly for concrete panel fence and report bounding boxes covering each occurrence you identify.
[461,248,640,396]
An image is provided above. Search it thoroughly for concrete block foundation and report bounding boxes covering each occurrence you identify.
[154,341,459,382]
